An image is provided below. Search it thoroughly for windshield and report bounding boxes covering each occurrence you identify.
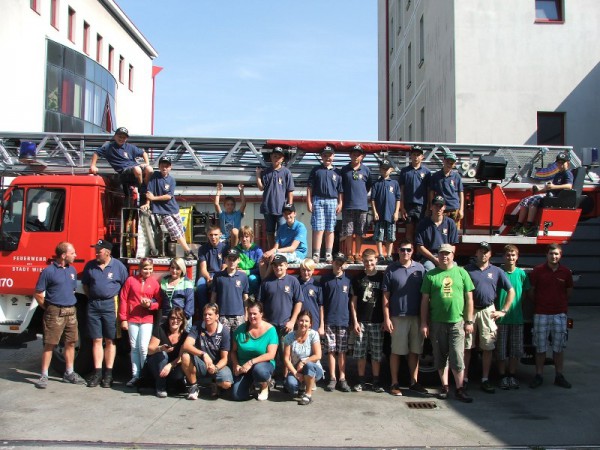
[24,188,66,232]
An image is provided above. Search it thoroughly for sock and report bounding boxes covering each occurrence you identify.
[526,221,533,228]
[481,377,488,382]
[104,368,113,377]
[514,222,523,228]
[95,368,102,376]
[65,367,74,375]
[358,376,366,384]
[373,377,380,384]
[325,247,332,255]
[41,370,49,377]
[464,377,469,383]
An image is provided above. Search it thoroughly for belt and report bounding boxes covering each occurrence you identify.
[46,303,76,308]
[91,298,115,302]
[474,304,493,310]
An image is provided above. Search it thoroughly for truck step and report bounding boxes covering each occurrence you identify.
[0,320,24,325]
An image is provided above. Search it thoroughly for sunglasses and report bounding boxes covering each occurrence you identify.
[399,248,413,252]
[169,317,182,322]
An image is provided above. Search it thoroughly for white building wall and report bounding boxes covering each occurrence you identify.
[0,0,157,134]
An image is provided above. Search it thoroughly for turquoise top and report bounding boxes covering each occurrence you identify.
[234,323,279,368]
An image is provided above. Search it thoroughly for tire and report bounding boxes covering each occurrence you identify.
[417,338,440,386]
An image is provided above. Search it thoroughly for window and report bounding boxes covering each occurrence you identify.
[25,189,66,233]
[420,107,425,141]
[535,0,563,22]
[50,0,59,30]
[30,0,40,14]
[398,64,402,105]
[419,15,425,67]
[96,34,103,63]
[1,188,24,249]
[68,7,75,42]
[83,22,90,55]
[390,81,395,119]
[128,64,134,91]
[108,45,114,72]
[407,43,412,89]
[406,0,411,11]
[397,5,402,35]
[119,55,124,83]
[389,17,394,54]
[408,123,413,141]
[537,112,565,145]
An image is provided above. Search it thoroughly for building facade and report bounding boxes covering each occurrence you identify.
[0,0,158,134]
[378,0,600,153]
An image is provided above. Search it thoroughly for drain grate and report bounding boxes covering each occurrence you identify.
[406,401,437,409]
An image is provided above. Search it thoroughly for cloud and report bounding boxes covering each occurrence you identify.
[237,67,263,80]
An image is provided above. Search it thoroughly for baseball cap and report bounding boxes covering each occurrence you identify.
[321,145,335,155]
[556,152,570,162]
[438,243,455,254]
[271,146,285,155]
[432,195,445,206]
[379,159,393,168]
[478,241,492,252]
[333,252,347,263]
[410,145,424,154]
[115,127,129,136]
[282,203,296,212]
[158,156,172,165]
[351,144,364,154]
[272,254,288,264]
[225,248,240,259]
[444,152,457,161]
[92,239,113,251]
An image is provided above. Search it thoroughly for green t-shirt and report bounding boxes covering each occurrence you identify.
[421,265,475,323]
[496,267,530,325]
[234,323,279,368]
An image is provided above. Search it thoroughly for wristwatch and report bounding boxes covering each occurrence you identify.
[465,320,474,325]
[501,309,508,314]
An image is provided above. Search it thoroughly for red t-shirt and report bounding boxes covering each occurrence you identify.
[530,263,573,315]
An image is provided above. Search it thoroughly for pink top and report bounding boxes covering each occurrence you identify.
[119,275,161,324]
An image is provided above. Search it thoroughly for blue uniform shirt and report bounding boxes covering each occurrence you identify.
[95,141,144,173]
[260,166,295,215]
[321,272,352,327]
[276,220,308,260]
[340,163,372,211]
[382,261,425,316]
[308,165,342,199]
[198,241,227,274]
[370,177,401,223]
[147,172,179,215]
[82,257,128,300]
[551,170,574,190]
[415,216,459,253]
[212,269,249,316]
[430,170,463,210]
[399,165,431,206]
[465,263,513,308]
[257,274,304,327]
[219,210,243,240]
[188,321,231,363]
[35,262,78,307]
[298,276,323,331]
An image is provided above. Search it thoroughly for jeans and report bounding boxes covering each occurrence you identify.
[231,362,275,401]
[284,362,324,394]
[147,351,184,391]
[195,277,212,314]
[128,322,153,378]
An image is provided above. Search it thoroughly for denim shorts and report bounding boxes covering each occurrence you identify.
[87,298,117,340]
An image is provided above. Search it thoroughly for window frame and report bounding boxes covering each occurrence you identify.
[96,34,103,64]
[118,55,124,84]
[128,64,134,92]
[419,15,425,67]
[30,0,41,14]
[50,0,59,30]
[108,45,114,73]
[67,7,75,43]
[406,42,412,89]
[535,0,564,23]
[83,22,90,55]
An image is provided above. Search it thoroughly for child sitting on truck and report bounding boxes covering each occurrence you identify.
[142,156,196,261]
[213,183,246,248]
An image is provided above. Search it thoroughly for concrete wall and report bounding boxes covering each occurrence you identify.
[0,0,157,134]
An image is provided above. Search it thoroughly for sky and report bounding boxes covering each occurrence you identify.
[115,1,378,140]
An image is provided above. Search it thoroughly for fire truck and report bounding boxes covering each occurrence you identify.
[1,132,598,374]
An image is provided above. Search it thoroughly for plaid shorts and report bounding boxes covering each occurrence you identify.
[533,313,568,353]
[159,213,185,240]
[374,220,396,242]
[325,325,348,353]
[352,322,384,360]
[341,210,368,237]
[496,323,523,360]
[311,197,338,231]
[220,315,245,335]
[519,193,545,208]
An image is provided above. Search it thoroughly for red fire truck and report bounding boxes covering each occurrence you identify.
[1,132,598,374]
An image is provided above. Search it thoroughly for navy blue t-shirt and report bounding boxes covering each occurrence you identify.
[321,272,352,327]
[96,141,144,173]
[35,262,78,307]
[465,263,513,308]
[147,172,179,215]
[187,322,231,363]
[550,170,574,193]
[340,163,372,211]
[257,274,304,327]
[298,276,322,331]
[212,269,249,316]
[399,165,431,206]
[429,170,463,210]
[198,241,227,274]
[370,177,401,223]
[260,166,295,215]
[415,216,459,253]
[82,257,128,300]
[308,165,342,199]
[382,261,425,316]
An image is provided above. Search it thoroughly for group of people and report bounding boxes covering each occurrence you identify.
[33,128,574,406]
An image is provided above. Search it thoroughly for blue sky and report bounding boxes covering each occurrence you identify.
[116,1,378,140]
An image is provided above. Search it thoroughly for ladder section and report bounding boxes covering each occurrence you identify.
[0,132,578,185]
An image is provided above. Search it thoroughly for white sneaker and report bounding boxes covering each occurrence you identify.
[126,377,139,387]
[187,384,199,400]
[257,385,269,401]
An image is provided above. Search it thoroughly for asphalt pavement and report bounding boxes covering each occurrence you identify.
[1,306,599,449]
